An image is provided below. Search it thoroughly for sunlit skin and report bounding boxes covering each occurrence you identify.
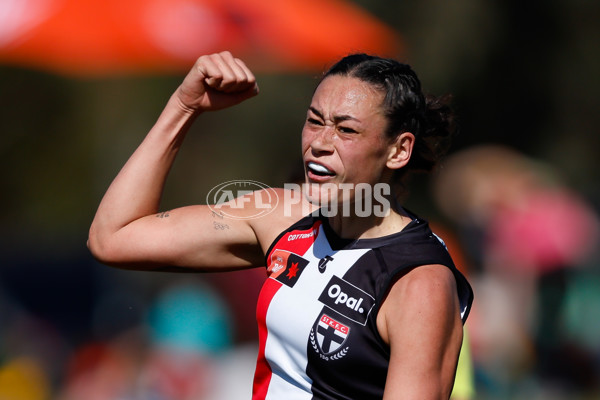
[302,74,415,239]
[302,75,390,193]
[88,52,464,400]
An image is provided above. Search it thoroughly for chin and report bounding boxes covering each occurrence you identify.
[303,180,332,197]
[302,180,392,218]
[302,182,349,215]
[303,182,335,206]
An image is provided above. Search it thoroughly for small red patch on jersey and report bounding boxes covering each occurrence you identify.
[286,262,299,279]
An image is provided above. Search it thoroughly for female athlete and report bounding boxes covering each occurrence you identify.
[88,51,473,399]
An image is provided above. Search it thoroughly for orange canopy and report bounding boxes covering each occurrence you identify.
[0,0,402,76]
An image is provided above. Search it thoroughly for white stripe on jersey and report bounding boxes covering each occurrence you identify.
[263,224,370,399]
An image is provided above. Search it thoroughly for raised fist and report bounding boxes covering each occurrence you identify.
[176,51,259,113]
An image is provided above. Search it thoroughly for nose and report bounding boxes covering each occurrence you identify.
[309,126,335,155]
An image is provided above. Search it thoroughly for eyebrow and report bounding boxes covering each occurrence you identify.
[308,107,360,123]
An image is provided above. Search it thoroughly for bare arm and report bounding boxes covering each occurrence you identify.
[88,52,266,271]
[378,265,464,399]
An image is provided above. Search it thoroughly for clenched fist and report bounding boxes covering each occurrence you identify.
[176,51,259,114]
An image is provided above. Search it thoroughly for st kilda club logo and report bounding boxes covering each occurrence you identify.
[310,313,350,361]
[310,275,376,360]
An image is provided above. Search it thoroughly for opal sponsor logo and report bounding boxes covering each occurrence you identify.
[328,284,365,311]
[318,275,375,325]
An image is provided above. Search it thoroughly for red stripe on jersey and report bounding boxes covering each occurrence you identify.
[253,220,322,399]
[252,277,282,399]
[266,221,321,261]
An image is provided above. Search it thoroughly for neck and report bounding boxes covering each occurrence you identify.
[326,199,410,240]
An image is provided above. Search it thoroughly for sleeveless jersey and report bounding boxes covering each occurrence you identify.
[252,212,473,399]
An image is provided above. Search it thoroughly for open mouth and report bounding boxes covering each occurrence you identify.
[306,161,335,177]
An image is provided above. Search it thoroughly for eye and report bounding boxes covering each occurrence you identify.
[338,126,357,134]
[307,117,323,126]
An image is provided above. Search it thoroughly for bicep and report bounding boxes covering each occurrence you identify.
[91,205,264,271]
[380,265,463,400]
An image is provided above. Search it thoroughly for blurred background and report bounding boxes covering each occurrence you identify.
[1,0,599,399]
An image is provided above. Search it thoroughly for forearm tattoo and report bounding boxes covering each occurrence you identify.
[211,210,229,230]
[213,221,230,230]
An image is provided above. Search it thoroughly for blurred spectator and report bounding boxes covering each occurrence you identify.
[147,281,233,355]
[0,286,68,400]
[450,331,475,400]
[57,280,238,399]
[434,145,598,274]
[433,144,600,395]
[430,222,475,400]
[0,356,51,400]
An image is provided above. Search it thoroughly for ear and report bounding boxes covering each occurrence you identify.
[386,132,415,170]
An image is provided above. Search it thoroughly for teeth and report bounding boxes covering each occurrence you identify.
[307,162,333,175]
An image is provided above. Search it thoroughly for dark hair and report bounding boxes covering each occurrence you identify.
[322,54,456,178]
